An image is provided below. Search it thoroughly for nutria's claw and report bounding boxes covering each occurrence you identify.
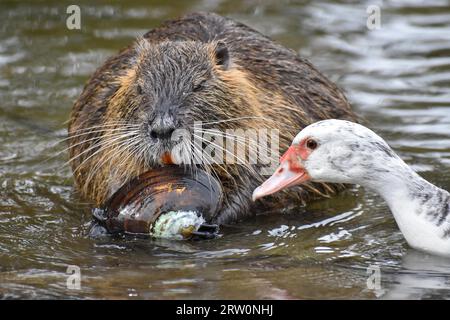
[198,223,219,232]
[92,208,107,222]
[190,231,217,240]
[190,224,220,240]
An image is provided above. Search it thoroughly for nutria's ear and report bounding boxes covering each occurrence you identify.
[134,37,151,59]
[214,42,230,70]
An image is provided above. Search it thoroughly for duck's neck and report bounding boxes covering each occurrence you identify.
[364,158,450,255]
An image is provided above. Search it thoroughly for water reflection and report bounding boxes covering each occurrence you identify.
[383,250,450,299]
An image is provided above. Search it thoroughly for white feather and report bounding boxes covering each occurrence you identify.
[294,119,450,256]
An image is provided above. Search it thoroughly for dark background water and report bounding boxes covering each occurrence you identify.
[1,0,450,299]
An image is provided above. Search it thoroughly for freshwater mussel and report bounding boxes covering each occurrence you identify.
[90,167,223,240]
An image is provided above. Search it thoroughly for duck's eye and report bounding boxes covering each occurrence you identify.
[137,84,143,95]
[193,80,206,92]
[306,139,318,150]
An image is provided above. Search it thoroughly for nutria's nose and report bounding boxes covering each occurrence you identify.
[150,127,175,140]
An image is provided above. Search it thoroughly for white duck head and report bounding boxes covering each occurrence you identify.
[253,119,450,257]
[253,119,404,196]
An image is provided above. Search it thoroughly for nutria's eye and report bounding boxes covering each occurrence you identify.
[193,80,207,92]
[306,139,318,150]
[137,85,143,95]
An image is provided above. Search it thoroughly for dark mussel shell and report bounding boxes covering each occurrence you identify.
[97,166,223,237]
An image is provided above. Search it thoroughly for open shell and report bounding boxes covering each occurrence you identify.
[99,166,223,238]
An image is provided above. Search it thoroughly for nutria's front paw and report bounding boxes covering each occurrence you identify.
[213,192,252,225]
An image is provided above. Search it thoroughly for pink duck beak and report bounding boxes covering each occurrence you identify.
[252,145,311,201]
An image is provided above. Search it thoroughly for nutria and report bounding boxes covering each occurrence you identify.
[68,12,356,225]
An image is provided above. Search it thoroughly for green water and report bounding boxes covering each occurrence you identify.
[1,0,450,299]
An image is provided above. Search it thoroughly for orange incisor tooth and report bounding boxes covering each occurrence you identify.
[161,152,174,165]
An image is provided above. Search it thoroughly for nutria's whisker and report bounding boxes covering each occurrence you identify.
[195,148,234,213]
[54,130,140,158]
[115,139,143,172]
[66,12,356,223]
[212,129,279,161]
[190,140,234,200]
[68,123,140,135]
[67,121,139,135]
[68,131,140,173]
[56,125,140,144]
[198,129,279,163]
[134,139,148,169]
[66,130,139,167]
[301,182,331,198]
[195,130,279,167]
[142,141,152,168]
[192,133,240,165]
[319,182,337,195]
[67,141,115,174]
[199,116,271,126]
[192,133,253,178]
[185,139,197,177]
[96,141,140,185]
[193,133,252,170]
[84,137,142,187]
[190,141,214,192]
[46,128,139,171]
[70,122,139,132]
[76,139,134,185]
